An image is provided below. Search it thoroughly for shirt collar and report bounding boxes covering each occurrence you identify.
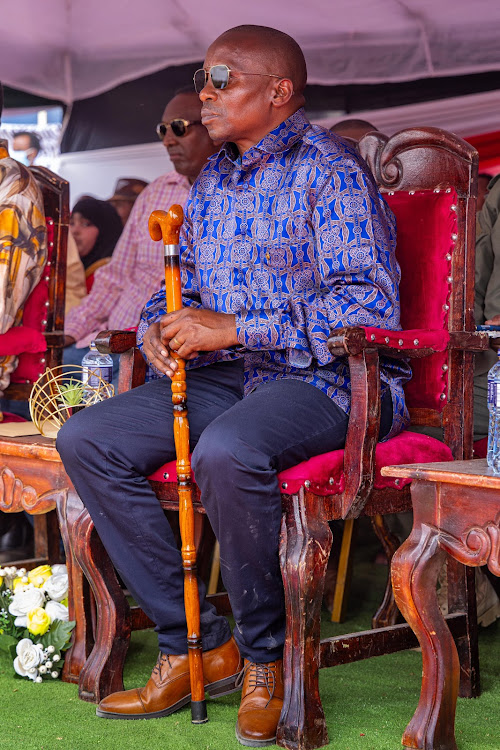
[219,107,311,169]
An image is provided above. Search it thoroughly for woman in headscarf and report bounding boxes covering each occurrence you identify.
[69,197,122,273]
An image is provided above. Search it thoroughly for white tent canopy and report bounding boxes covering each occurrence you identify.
[3,0,500,104]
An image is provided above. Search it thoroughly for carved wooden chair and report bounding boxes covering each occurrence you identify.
[0,165,69,565]
[71,128,486,749]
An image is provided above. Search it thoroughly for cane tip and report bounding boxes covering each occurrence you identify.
[191,699,208,724]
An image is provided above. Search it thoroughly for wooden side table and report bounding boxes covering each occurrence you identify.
[0,434,92,685]
[382,458,500,750]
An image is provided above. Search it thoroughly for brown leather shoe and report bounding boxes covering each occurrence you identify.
[96,635,243,719]
[235,659,284,747]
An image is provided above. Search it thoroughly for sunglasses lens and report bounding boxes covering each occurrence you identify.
[210,65,229,89]
[156,123,167,140]
[194,69,207,93]
[170,120,187,137]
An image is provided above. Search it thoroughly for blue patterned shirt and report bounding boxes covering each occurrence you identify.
[138,108,411,438]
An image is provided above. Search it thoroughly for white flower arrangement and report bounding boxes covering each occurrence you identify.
[0,565,75,683]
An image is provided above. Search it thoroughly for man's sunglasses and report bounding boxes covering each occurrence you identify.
[193,65,282,94]
[156,119,201,139]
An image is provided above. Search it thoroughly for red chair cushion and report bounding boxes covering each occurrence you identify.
[11,218,54,384]
[385,190,458,412]
[148,431,453,496]
[0,326,46,355]
[0,412,27,423]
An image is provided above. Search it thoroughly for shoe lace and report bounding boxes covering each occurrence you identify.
[152,652,172,679]
[235,662,277,707]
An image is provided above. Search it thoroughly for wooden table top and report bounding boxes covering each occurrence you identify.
[0,433,59,462]
[381,458,500,490]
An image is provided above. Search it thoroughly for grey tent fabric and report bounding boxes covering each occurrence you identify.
[2,0,500,103]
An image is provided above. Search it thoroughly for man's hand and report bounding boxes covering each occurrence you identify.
[485,315,500,326]
[142,309,238,378]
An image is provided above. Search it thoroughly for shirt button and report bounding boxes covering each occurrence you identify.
[265,252,270,262]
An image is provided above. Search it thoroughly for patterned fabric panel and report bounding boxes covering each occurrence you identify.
[11,218,54,383]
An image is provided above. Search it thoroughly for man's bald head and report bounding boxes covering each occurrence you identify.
[212,25,307,97]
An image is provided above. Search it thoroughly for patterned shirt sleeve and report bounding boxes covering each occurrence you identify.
[235,160,400,369]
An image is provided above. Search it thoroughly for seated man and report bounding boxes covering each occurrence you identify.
[63,89,218,380]
[57,25,410,747]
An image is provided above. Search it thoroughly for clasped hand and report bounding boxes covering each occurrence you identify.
[142,308,238,378]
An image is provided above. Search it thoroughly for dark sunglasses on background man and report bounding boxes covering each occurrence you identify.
[193,65,283,94]
[155,119,202,139]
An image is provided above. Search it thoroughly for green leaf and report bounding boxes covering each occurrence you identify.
[0,633,18,653]
[57,380,85,406]
[41,620,76,651]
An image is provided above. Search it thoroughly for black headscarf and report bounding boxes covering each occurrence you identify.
[71,197,123,270]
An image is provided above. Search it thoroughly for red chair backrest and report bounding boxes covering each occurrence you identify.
[385,189,457,412]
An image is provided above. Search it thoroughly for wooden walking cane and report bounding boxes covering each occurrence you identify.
[148,205,208,724]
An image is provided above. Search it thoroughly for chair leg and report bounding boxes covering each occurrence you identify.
[277,490,332,750]
[446,558,480,698]
[72,508,131,703]
[371,514,402,628]
[330,518,356,623]
[207,540,221,596]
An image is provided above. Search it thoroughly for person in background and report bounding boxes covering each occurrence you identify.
[69,197,123,272]
[329,118,379,142]
[474,172,500,440]
[12,131,42,167]
[65,232,87,314]
[0,83,47,562]
[477,172,493,213]
[107,178,149,226]
[63,89,218,378]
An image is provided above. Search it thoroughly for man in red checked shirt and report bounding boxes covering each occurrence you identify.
[62,89,217,381]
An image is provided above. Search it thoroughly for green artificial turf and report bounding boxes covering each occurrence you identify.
[1,542,498,750]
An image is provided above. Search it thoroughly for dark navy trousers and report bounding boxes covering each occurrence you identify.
[57,360,392,663]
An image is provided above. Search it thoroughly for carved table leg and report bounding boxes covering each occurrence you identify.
[58,489,94,684]
[72,507,131,703]
[277,489,332,750]
[391,515,459,750]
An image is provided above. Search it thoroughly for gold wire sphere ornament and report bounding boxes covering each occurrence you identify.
[29,365,114,438]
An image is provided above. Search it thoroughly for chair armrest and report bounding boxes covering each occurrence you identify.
[95,329,145,393]
[95,330,137,355]
[327,326,488,358]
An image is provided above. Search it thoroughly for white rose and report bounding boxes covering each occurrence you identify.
[50,565,68,577]
[45,600,69,622]
[14,616,27,628]
[13,638,44,680]
[8,587,45,616]
[43,574,68,602]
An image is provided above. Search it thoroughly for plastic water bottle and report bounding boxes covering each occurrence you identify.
[487,352,500,472]
[81,341,113,403]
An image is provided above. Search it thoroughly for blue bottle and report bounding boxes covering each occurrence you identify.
[487,352,500,472]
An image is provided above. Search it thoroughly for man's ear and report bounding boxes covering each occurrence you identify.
[271,78,294,108]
